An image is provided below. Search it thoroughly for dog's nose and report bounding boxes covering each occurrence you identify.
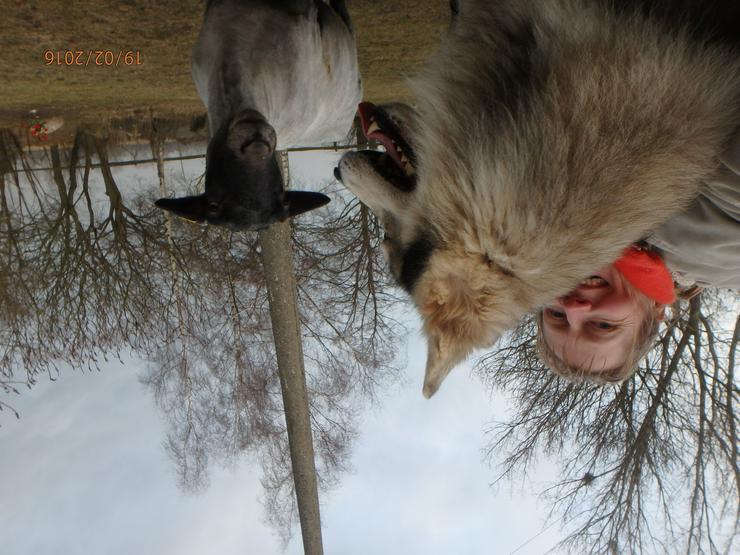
[333,166,342,181]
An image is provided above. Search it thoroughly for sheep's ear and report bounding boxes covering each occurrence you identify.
[284,191,330,219]
[155,195,207,223]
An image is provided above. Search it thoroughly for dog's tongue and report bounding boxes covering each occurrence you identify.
[357,102,376,134]
[357,102,404,167]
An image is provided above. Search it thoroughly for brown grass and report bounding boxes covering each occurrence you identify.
[0,0,448,130]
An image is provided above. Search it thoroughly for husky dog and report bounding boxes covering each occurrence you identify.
[336,0,740,397]
[156,0,362,229]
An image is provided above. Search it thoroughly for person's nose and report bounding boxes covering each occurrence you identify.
[557,296,593,328]
[558,295,593,310]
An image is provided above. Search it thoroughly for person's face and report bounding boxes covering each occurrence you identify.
[541,265,647,373]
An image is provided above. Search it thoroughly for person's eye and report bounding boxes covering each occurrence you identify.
[593,321,616,331]
[546,308,566,320]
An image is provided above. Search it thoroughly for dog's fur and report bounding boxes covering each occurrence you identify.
[338,0,740,397]
[156,0,361,229]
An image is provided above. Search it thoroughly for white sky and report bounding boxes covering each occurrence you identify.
[0,148,563,555]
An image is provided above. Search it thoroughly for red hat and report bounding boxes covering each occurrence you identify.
[614,246,676,304]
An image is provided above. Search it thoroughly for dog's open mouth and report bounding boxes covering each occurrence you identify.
[358,102,417,191]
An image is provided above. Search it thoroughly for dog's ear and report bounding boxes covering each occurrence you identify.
[417,257,504,397]
[422,327,501,398]
[284,191,331,219]
[155,195,207,223]
[423,330,474,398]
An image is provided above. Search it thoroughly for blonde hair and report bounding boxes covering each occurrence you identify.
[535,274,666,384]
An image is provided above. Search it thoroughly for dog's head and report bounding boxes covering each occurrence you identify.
[336,103,527,397]
[336,103,422,283]
[156,109,329,230]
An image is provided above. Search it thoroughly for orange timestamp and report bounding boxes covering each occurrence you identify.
[44,49,143,67]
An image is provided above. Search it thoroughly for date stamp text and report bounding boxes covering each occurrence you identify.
[44,50,143,67]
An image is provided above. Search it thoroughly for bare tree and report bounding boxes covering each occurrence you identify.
[478,291,739,554]
[293,182,407,398]
[0,130,191,395]
[1,127,406,539]
[142,173,407,543]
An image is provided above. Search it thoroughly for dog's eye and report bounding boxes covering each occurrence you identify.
[207,202,219,214]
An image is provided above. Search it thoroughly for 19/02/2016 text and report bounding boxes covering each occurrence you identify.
[43,50,143,67]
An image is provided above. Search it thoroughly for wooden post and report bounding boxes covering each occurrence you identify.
[257,151,324,555]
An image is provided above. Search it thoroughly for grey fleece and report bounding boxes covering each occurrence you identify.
[648,131,740,289]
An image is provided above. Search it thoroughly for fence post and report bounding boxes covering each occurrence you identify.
[257,151,324,555]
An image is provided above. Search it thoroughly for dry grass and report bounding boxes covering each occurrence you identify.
[353,1,449,101]
[0,0,449,130]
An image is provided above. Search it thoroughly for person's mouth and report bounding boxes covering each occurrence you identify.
[578,275,609,288]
